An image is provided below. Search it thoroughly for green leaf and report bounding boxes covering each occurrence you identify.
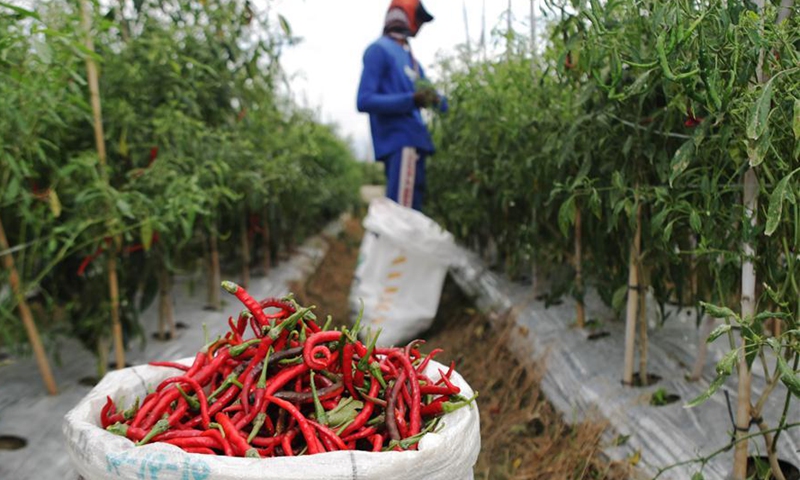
[747,78,774,140]
[0,1,39,20]
[611,284,628,312]
[700,301,736,320]
[748,131,771,167]
[48,189,62,218]
[558,195,576,237]
[115,198,134,219]
[692,473,705,480]
[685,374,726,408]
[793,99,800,140]
[141,222,154,251]
[765,169,799,236]
[278,14,292,37]
[716,349,738,376]
[689,210,702,233]
[325,397,363,429]
[776,355,800,398]
[669,139,695,187]
[706,324,731,344]
[31,37,52,65]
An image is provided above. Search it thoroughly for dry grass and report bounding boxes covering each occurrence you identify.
[424,286,631,480]
[291,215,630,480]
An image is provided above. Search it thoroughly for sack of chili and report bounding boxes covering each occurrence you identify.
[350,198,460,347]
[63,282,480,480]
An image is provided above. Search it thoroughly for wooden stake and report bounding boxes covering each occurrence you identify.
[622,201,643,385]
[81,0,126,370]
[733,167,758,478]
[0,216,58,395]
[107,250,125,369]
[574,202,585,328]
[638,266,649,386]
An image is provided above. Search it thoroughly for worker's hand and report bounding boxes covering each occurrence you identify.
[413,88,440,109]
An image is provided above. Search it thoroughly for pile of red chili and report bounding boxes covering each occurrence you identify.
[101,281,476,457]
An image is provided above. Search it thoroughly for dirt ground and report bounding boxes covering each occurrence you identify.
[291,216,630,480]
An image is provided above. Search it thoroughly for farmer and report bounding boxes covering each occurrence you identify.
[357,0,447,212]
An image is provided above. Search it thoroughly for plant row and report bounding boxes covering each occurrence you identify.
[427,1,798,478]
[0,1,362,382]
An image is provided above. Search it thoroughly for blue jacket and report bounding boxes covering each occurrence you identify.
[357,36,447,160]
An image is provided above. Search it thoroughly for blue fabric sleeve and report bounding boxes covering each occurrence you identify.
[357,44,416,115]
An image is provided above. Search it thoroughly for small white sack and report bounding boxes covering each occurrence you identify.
[63,358,480,480]
[350,198,459,347]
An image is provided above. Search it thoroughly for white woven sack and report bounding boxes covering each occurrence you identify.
[350,198,459,346]
[63,358,480,480]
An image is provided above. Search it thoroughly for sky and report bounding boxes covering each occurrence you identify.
[267,0,536,161]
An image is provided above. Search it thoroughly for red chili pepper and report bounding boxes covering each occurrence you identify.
[148,361,190,371]
[163,436,222,450]
[265,395,322,455]
[370,433,384,452]
[416,348,443,373]
[202,429,233,456]
[215,412,258,457]
[303,331,342,370]
[222,281,272,326]
[420,393,478,417]
[148,146,159,167]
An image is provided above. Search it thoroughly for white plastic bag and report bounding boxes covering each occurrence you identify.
[350,199,459,346]
[63,358,480,480]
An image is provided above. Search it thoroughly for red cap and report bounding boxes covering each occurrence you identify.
[388,0,433,35]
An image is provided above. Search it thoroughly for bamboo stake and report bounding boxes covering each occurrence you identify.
[0,216,58,395]
[637,266,649,386]
[622,201,643,385]
[240,213,250,288]
[80,0,125,370]
[107,250,125,369]
[733,167,758,478]
[574,202,585,328]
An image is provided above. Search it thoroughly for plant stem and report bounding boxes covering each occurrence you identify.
[653,422,800,479]
[771,352,799,452]
[755,419,787,480]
